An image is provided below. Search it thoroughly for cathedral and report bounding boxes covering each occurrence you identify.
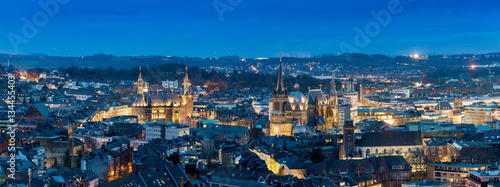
[130,67,193,123]
[308,72,340,131]
[268,59,339,136]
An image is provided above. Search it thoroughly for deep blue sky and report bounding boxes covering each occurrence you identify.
[1,0,499,57]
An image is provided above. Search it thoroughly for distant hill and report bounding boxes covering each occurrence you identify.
[1,52,499,70]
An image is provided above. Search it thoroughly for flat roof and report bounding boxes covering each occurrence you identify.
[404,180,451,186]
[469,169,500,177]
[427,162,488,168]
[357,109,398,112]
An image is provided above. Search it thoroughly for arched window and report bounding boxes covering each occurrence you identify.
[358,149,362,156]
[383,149,387,154]
[366,149,371,157]
[375,149,379,154]
[408,148,412,152]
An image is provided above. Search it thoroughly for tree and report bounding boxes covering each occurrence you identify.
[83,136,99,154]
[405,150,431,181]
[77,152,83,168]
[64,150,71,167]
[282,140,288,151]
[167,152,181,165]
[201,140,216,159]
[53,158,58,168]
[424,146,441,162]
[310,148,325,163]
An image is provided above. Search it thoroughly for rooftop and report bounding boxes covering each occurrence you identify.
[427,162,488,168]
[404,180,451,186]
[469,169,500,177]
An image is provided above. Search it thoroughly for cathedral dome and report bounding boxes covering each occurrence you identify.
[288,92,307,111]
[292,124,310,135]
[293,83,300,91]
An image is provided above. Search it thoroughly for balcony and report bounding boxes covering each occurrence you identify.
[466,176,481,185]
[434,168,468,173]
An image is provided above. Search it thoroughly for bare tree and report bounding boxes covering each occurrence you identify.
[201,140,216,159]
[424,146,441,162]
[84,136,99,154]
[405,150,432,181]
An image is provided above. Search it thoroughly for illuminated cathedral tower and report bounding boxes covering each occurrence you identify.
[135,67,145,95]
[181,67,194,122]
[269,58,293,136]
[327,71,340,130]
[133,67,147,107]
[306,71,341,132]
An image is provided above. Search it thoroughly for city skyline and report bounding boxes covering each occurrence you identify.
[3,1,500,186]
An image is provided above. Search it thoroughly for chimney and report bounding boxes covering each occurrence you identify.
[345,119,354,127]
[28,168,32,187]
[178,177,185,187]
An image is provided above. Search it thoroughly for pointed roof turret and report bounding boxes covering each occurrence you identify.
[330,71,337,97]
[329,71,339,106]
[329,70,339,129]
[135,66,146,95]
[184,66,189,83]
[275,56,287,94]
[183,66,191,95]
[138,66,143,82]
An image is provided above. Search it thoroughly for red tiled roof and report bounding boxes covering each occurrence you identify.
[25,107,44,117]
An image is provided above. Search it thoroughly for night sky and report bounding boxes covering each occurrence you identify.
[1,0,499,57]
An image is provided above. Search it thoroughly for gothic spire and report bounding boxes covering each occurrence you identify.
[136,66,145,95]
[184,66,189,83]
[138,66,143,82]
[330,71,337,99]
[275,56,286,94]
[183,66,191,95]
[330,70,339,129]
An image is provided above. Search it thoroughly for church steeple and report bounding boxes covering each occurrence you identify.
[135,67,145,95]
[275,56,287,95]
[138,66,143,82]
[183,66,191,95]
[329,71,339,130]
[329,71,338,103]
[184,66,189,83]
